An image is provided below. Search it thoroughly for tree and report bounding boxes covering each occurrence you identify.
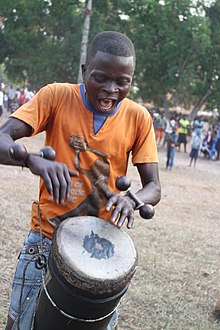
[0,0,220,118]
[0,0,85,89]
[77,0,92,83]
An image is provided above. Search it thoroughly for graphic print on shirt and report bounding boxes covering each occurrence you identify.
[49,135,111,227]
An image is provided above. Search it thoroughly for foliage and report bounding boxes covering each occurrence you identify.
[0,0,220,115]
[0,0,84,89]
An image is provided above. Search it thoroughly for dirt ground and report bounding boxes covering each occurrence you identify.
[0,113,220,329]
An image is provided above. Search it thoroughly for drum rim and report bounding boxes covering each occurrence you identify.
[50,216,138,295]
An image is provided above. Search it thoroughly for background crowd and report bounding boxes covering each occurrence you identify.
[0,82,35,116]
[152,110,220,169]
[1,81,220,170]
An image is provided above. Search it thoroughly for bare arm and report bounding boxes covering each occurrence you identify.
[0,118,78,204]
[0,118,33,166]
[135,162,161,206]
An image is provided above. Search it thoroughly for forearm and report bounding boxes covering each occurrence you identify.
[0,133,24,166]
[135,180,161,206]
[135,162,161,206]
[0,118,33,166]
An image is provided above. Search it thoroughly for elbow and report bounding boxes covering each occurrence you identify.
[154,182,162,205]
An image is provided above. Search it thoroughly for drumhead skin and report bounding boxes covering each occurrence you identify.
[51,216,138,295]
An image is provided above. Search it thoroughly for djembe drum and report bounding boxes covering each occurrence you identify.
[34,216,138,330]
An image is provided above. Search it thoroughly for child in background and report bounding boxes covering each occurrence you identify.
[189,130,202,167]
[166,131,177,170]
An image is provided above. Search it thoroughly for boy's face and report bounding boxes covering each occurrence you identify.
[83,51,134,114]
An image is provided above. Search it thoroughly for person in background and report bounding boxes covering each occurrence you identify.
[25,86,35,102]
[177,114,190,153]
[19,89,26,107]
[214,123,220,161]
[7,84,16,113]
[0,85,4,117]
[155,112,165,147]
[166,129,178,170]
[188,130,202,167]
[163,113,178,147]
[210,129,218,160]
[192,116,205,135]
[15,88,21,103]
[0,31,161,330]
[201,128,213,156]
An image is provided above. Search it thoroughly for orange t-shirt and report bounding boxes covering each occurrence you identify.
[11,83,158,238]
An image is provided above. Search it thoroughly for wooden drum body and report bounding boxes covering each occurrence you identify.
[34,216,138,330]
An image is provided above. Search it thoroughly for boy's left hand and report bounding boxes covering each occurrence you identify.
[106,194,136,229]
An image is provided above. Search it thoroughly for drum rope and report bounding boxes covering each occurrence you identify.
[42,277,120,323]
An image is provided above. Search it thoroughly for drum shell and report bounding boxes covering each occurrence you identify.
[34,216,138,330]
[34,263,127,329]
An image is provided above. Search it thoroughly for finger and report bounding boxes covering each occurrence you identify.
[69,169,79,177]
[106,195,118,212]
[126,213,135,229]
[42,171,53,196]
[57,170,69,205]
[49,172,60,204]
[114,210,128,228]
[109,204,123,224]
[65,167,78,200]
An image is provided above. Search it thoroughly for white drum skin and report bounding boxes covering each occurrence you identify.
[51,216,138,295]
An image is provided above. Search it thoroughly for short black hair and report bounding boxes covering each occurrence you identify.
[86,31,136,66]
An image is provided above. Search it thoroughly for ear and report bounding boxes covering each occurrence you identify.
[81,64,87,80]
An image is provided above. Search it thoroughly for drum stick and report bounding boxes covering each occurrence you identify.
[95,177,155,220]
[116,176,155,220]
[9,144,56,163]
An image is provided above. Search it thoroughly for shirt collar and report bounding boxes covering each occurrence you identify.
[80,84,121,117]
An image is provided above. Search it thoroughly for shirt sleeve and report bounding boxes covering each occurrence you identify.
[131,107,158,165]
[10,85,55,135]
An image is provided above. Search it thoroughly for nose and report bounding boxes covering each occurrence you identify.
[103,80,118,93]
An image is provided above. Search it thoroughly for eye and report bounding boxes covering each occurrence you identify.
[117,78,131,87]
[93,74,107,83]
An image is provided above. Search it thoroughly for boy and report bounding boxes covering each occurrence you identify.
[0,31,161,330]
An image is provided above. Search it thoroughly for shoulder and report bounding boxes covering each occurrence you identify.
[45,83,79,95]
[122,98,152,119]
[35,83,80,105]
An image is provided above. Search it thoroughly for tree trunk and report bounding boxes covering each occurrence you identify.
[162,95,170,119]
[77,0,92,83]
[189,89,212,120]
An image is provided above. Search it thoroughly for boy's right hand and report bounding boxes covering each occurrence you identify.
[26,155,78,205]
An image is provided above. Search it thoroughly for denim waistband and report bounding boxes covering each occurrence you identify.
[20,230,52,255]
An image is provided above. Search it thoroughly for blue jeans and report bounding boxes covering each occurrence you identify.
[8,230,51,330]
[8,230,118,330]
[166,146,175,168]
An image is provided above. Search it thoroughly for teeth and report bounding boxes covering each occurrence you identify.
[99,99,113,110]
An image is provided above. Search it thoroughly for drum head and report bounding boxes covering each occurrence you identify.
[51,216,138,295]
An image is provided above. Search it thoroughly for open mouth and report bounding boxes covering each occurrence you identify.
[98,98,115,111]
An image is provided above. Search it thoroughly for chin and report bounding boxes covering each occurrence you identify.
[100,108,114,114]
